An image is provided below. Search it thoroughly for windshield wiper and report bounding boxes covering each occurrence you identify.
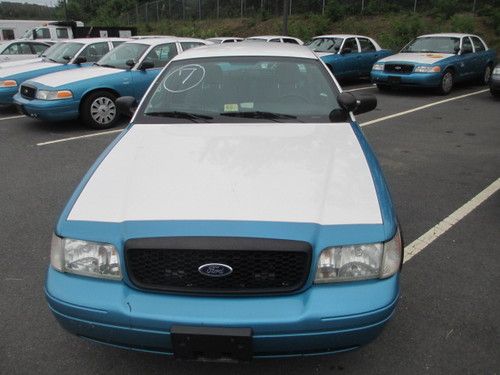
[145,111,213,121]
[44,57,58,63]
[94,63,117,69]
[220,111,297,121]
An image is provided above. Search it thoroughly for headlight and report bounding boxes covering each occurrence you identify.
[372,63,384,71]
[35,89,73,100]
[414,65,441,73]
[493,67,500,75]
[51,234,122,280]
[0,79,17,87]
[315,228,402,283]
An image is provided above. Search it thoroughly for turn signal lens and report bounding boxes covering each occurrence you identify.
[414,65,442,73]
[56,90,73,99]
[0,80,17,87]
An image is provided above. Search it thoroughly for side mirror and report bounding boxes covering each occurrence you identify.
[341,47,351,54]
[125,59,136,68]
[337,92,377,115]
[73,56,87,64]
[454,46,461,54]
[116,96,138,118]
[62,55,71,61]
[139,60,154,70]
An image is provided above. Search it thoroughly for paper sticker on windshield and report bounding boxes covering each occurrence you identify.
[163,64,205,93]
[224,104,239,112]
[426,54,444,58]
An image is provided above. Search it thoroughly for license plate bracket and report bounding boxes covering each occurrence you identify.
[171,325,252,362]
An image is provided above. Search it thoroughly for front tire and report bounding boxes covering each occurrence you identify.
[437,69,454,95]
[478,64,493,85]
[81,91,119,129]
[491,88,500,98]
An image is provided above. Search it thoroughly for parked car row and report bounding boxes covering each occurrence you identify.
[0,32,497,131]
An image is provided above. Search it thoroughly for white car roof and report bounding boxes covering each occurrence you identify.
[419,33,474,38]
[172,42,317,61]
[124,37,208,46]
[247,35,299,40]
[70,37,130,44]
[208,37,243,41]
[314,34,368,39]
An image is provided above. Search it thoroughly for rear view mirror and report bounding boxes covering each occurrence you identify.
[116,96,138,118]
[73,56,87,64]
[337,92,377,115]
[125,59,136,68]
[139,60,154,70]
[341,47,351,54]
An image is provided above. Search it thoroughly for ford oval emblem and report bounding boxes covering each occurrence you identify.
[198,263,233,277]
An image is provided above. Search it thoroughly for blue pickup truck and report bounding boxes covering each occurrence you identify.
[308,34,392,80]
[371,33,496,94]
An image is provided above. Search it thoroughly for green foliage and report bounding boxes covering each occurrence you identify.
[325,0,346,22]
[492,9,500,35]
[433,0,460,20]
[450,14,475,33]
[289,14,329,41]
[0,1,56,20]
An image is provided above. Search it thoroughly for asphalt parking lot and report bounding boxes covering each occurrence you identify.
[0,81,499,374]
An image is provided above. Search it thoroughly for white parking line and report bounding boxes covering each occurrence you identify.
[36,129,124,146]
[0,115,25,122]
[361,89,489,127]
[346,85,377,92]
[403,177,500,263]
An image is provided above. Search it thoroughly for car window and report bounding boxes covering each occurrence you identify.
[35,28,51,39]
[358,38,376,52]
[56,28,69,39]
[283,38,299,44]
[140,56,341,124]
[112,41,125,48]
[2,29,15,40]
[461,37,473,54]
[143,43,178,68]
[342,38,359,53]
[97,42,149,69]
[78,42,110,62]
[180,42,205,50]
[470,36,485,52]
[31,43,49,54]
[222,39,235,43]
[269,38,281,43]
[307,37,343,53]
[42,42,83,63]
[3,42,32,55]
[401,37,460,54]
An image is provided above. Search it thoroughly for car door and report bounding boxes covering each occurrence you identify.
[470,36,488,78]
[458,36,475,80]
[357,37,382,76]
[131,43,179,98]
[336,37,361,78]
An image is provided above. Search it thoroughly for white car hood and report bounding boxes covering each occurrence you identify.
[0,61,60,78]
[68,123,382,225]
[32,66,125,87]
[378,52,453,65]
[0,58,43,69]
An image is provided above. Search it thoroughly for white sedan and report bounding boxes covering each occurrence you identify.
[0,39,52,63]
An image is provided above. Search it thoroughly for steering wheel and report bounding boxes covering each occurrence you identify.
[278,94,310,104]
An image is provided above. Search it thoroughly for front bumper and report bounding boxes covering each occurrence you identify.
[0,86,18,104]
[371,70,442,87]
[13,93,79,121]
[46,267,399,358]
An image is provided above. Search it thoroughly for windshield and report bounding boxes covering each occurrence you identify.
[96,42,149,69]
[307,37,343,53]
[401,37,460,54]
[139,56,341,123]
[43,42,84,63]
[207,38,223,44]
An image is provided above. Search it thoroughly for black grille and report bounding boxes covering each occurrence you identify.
[125,237,312,295]
[20,84,36,99]
[384,63,414,74]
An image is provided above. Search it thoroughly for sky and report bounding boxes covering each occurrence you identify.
[2,0,57,6]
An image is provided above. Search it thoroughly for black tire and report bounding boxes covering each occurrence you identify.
[376,83,391,92]
[436,69,454,95]
[491,88,500,98]
[478,64,493,85]
[80,91,119,129]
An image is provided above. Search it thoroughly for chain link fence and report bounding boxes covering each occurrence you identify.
[120,0,484,25]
